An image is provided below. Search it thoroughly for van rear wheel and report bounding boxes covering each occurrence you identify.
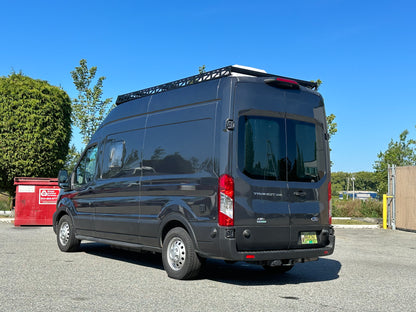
[162,227,201,280]
[57,215,80,252]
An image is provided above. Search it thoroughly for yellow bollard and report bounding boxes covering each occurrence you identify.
[382,194,393,229]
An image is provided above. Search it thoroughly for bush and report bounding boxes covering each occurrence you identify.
[359,199,383,218]
[332,199,361,217]
[0,73,72,196]
[332,199,382,218]
[0,200,8,211]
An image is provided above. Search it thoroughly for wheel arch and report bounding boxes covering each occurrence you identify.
[54,210,68,226]
[159,213,199,251]
[53,197,77,233]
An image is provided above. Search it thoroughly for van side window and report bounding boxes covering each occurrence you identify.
[142,119,213,176]
[100,130,144,179]
[101,140,126,179]
[74,145,98,187]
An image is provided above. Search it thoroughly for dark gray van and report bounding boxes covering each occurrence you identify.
[53,65,335,279]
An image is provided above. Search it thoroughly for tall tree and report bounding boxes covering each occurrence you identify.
[71,59,113,145]
[327,113,337,140]
[373,130,416,194]
[331,171,351,196]
[198,65,206,74]
[0,73,72,196]
[354,171,378,191]
[64,144,80,173]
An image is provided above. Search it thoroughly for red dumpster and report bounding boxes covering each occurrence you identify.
[14,177,60,226]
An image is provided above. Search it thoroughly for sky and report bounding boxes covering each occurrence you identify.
[1,0,415,173]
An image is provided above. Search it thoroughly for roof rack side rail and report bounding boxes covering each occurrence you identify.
[116,66,318,105]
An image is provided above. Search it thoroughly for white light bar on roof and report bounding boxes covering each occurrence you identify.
[232,65,267,76]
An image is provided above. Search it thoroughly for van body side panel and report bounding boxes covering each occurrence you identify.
[96,96,149,130]
[215,77,235,176]
[146,80,220,113]
[92,178,141,243]
[68,188,96,237]
[139,91,219,248]
[92,125,146,243]
[68,144,100,237]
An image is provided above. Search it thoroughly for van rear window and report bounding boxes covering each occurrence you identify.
[238,116,325,182]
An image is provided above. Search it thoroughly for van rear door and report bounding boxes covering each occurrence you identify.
[235,115,290,251]
[233,81,330,252]
[285,117,329,249]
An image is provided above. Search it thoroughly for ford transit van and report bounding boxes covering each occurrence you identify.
[53,65,335,279]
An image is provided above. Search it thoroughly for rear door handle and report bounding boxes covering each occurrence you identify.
[294,191,306,197]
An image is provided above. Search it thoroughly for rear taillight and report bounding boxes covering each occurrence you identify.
[218,174,234,226]
[328,181,332,224]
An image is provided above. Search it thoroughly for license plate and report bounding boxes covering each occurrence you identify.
[301,232,318,245]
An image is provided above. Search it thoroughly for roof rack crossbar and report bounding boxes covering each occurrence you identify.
[116,66,317,105]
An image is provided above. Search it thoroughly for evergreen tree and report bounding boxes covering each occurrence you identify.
[0,73,72,196]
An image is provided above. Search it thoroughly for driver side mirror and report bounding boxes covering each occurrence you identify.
[58,169,70,190]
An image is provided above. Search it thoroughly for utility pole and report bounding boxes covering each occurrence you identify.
[351,176,356,200]
[346,177,350,198]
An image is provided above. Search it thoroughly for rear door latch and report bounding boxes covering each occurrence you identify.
[225,119,235,131]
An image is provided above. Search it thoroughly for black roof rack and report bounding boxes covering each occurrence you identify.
[116,65,318,105]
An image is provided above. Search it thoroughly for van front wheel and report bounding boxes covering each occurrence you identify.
[57,215,80,252]
[162,227,201,280]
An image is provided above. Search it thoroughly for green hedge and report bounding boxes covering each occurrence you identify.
[0,73,72,196]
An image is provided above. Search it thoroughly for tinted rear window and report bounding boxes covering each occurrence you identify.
[238,116,326,182]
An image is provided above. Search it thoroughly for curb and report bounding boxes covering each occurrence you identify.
[332,217,381,229]
[0,218,14,224]
[333,224,380,229]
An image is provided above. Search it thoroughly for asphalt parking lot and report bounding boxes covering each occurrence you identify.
[0,223,415,311]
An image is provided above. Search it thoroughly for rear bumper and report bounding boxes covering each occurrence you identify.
[202,227,335,262]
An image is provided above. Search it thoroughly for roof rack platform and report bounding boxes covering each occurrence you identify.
[116,65,317,105]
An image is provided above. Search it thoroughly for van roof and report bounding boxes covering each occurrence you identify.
[116,65,318,105]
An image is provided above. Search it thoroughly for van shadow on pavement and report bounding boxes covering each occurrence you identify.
[200,258,340,286]
[80,242,341,286]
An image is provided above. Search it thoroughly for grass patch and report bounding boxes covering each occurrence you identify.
[0,192,10,211]
[332,199,382,218]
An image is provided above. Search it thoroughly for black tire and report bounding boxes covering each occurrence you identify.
[263,264,294,274]
[162,227,201,280]
[57,215,80,252]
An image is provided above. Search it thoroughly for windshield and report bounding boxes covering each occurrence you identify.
[238,116,326,182]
